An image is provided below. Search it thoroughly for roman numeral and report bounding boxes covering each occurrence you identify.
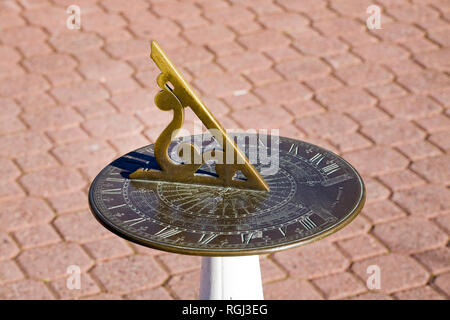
[198,233,218,245]
[299,217,316,230]
[288,143,299,155]
[278,226,287,237]
[123,217,146,226]
[101,188,122,195]
[106,177,125,182]
[240,231,262,244]
[241,232,254,244]
[154,227,182,239]
[322,163,340,175]
[309,153,324,166]
[107,203,127,210]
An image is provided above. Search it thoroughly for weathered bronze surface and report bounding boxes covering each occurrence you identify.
[89,134,365,256]
[129,41,269,191]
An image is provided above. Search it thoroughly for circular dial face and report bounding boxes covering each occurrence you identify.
[89,134,365,256]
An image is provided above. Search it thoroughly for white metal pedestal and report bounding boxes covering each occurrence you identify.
[199,255,264,300]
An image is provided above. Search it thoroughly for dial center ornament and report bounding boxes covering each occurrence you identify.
[88,41,365,256]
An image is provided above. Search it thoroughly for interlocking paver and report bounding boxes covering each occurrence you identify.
[20,167,86,197]
[326,215,372,242]
[50,273,101,299]
[17,92,56,111]
[348,106,391,126]
[296,112,358,139]
[21,106,83,131]
[0,0,449,300]
[352,254,429,294]
[22,53,77,74]
[82,114,143,139]
[316,87,376,111]
[373,217,448,254]
[253,81,312,104]
[378,170,425,192]
[414,248,450,275]
[0,233,19,261]
[13,224,61,249]
[263,279,323,300]
[0,198,54,232]
[0,26,47,45]
[275,57,331,81]
[349,292,393,300]
[312,272,367,299]
[49,31,103,54]
[184,25,235,46]
[158,253,201,275]
[0,260,24,285]
[398,70,450,94]
[231,104,293,129]
[433,214,450,234]
[392,185,450,218]
[47,126,89,145]
[416,114,450,133]
[415,48,450,72]
[223,92,261,110]
[363,177,391,204]
[0,280,54,300]
[258,12,309,33]
[396,140,443,161]
[337,235,387,261]
[51,81,110,105]
[52,139,116,168]
[273,242,350,279]
[343,147,409,176]
[411,154,450,185]
[91,255,167,294]
[54,210,112,243]
[305,75,343,93]
[194,73,252,98]
[325,52,362,69]
[335,64,394,88]
[125,287,173,300]
[18,243,93,280]
[260,257,286,283]
[83,238,134,262]
[362,200,406,224]
[331,132,372,153]
[167,269,200,300]
[0,74,50,97]
[238,29,290,52]
[433,272,450,296]
[394,286,445,300]
[361,119,426,146]
[217,52,272,74]
[78,59,134,81]
[0,158,20,181]
[367,82,407,101]
[352,43,409,64]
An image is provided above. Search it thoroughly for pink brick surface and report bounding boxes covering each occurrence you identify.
[0,0,448,300]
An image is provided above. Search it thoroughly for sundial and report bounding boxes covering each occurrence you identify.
[89,41,365,299]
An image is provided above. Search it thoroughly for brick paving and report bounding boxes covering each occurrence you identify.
[0,0,449,300]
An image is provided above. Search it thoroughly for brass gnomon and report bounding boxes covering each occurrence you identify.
[129,41,269,192]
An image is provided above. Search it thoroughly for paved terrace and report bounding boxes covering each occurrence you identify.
[0,0,449,299]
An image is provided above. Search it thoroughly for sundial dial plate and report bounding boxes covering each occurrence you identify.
[89,133,365,256]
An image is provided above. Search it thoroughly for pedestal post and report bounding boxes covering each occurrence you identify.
[199,255,264,300]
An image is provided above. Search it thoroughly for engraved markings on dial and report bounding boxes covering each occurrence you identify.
[155,227,182,239]
[198,233,218,245]
[322,163,340,175]
[91,135,363,252]
[123,217,147,227]
[309,153,324,166]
